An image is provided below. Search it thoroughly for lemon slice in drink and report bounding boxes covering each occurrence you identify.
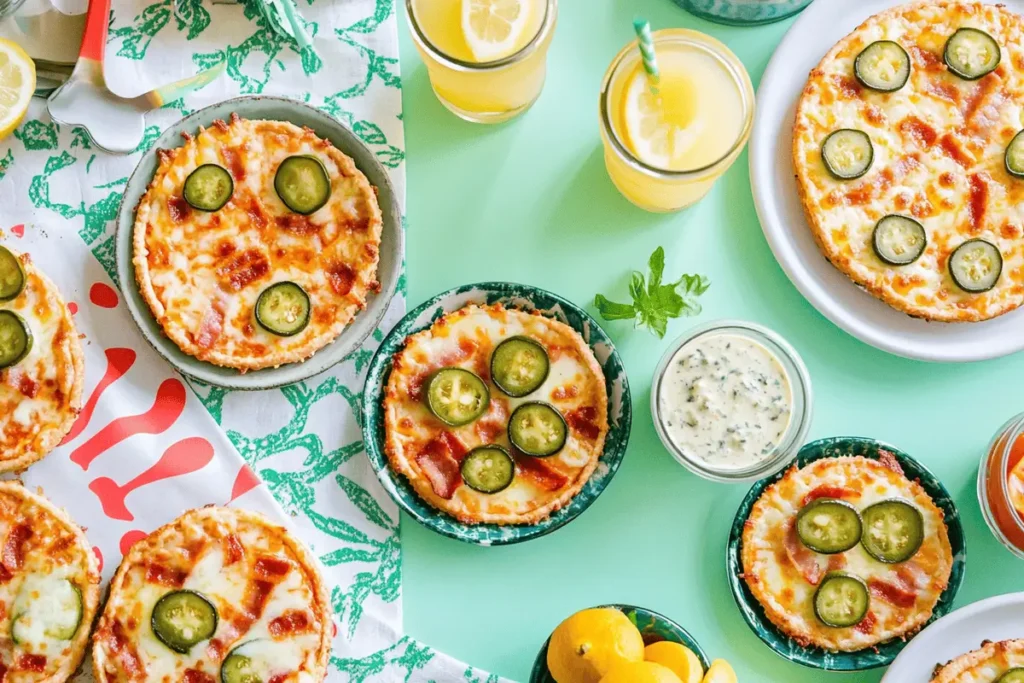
[622,68,704,171]
[462,0,532,62]
[0,40,35,140]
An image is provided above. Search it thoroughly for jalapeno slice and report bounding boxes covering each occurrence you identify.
[854,40,911,92]
[814,572,870,628]
[151,590,218,654]
[183,164,234,211]
[490,336,549,398]
[0,310,32,369]
[796,499,863,554]
[1006,130,1024,178]
[860,499,925,563]
[944,27,1000,80]
[821,129,874,180]
[11,576,83,646]
[508,402,567,457]
[0,246,25,301]
[873,215,926,266]
[949,239,1002,293]
[274,155,332,215]
[996,669,1024,683]
[426,368,490,427]
[255,282,310,337]
[460,445,515,494]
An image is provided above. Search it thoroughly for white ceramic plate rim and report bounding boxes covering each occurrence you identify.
[749,0,1024,362]
[882,592,1024,682]
[115,95,403,390]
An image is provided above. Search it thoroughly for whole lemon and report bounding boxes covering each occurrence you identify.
[644,641,704,683]
[547,608,644,683]
[599,661,683,683]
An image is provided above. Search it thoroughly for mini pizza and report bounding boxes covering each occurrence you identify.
[741,454,954,651]
[0,481,101,683]
[92,507,331,683]
[932,639,1024,682]
[384,303,609,525]
[0,246,84,473]
[794,1,1024,322]
[133,113,383,371]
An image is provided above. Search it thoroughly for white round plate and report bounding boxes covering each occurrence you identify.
[882,592,1024,682]
[749,0,1024,362]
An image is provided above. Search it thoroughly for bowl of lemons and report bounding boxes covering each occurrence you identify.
[530,604,734,683]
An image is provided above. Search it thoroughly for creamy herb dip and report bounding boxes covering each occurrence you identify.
[658,333,792,471]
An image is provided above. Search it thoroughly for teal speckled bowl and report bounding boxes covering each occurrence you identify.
[360,282,632,546]
[726,436,967,671]
[529,604,710,683]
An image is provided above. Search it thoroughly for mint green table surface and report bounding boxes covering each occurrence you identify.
[397,2,1024,681]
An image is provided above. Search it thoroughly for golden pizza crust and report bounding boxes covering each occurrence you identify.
[133,114,383,371]
[383,304,609,526]
[741,456,954,651]
[0,250,84,473]
[93,506,332,683]
[932,639,1024,682]
[0,481,101,683]
[794,1,1024,322]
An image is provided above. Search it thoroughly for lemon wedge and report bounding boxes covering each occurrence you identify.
[701,659,737,683]
[622,68,703,171]
[0,39,35,140]
[644,642,704,683]
[461,0,531,62]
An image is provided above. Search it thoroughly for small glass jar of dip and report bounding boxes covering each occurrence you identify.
[651,320,813,483]
[978,412,1024,559]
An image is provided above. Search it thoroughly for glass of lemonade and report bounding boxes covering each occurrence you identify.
[599,29,755,212]
[406,0,558,124]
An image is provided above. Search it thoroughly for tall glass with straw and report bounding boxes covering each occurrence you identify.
[598,19,756,212]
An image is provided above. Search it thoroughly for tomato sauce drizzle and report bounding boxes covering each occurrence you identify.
[16,655,46,672]
[145,562,188,588]
[2,525,32,573]
[268,610,312,639]
[565,406,601,441]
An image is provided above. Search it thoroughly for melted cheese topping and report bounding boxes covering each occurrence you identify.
[92,507,330,683]
[0,482,100,682]
[0,250,83,472]
[794,1,1024,321]
[132,115,383,370]
[933,640,1024,682]
[384,304,609,525]
[741,456,953,651]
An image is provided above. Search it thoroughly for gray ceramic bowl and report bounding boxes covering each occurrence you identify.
[726,436,967,671]
[530,604,710,682]
[115,95,402,390]
[361,282,632,545]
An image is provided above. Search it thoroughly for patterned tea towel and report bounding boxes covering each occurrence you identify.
[0,0,512,680]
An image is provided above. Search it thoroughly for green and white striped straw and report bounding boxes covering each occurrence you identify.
[633,17,660,92]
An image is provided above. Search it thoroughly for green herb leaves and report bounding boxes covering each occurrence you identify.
[594,247,710,338]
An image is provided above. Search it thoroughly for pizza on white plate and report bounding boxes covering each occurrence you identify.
[384,303,609,525]
[0,246,84,473]
[92,507,332,683]
[794,1,1024,322]
[932,639,1024,682]
[133,113,383,371]
[741,453,953,651]
[0,481,101,683]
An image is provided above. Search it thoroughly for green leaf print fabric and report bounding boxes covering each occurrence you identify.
[0,0,508,678]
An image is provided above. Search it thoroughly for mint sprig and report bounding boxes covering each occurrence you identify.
[594,247,710,338]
